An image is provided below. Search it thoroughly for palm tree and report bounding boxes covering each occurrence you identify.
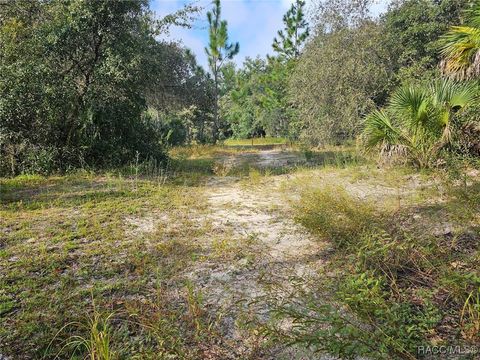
[441,2,480,79]
[363,79,477,167]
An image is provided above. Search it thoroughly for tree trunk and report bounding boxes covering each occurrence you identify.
[213,66,219,143]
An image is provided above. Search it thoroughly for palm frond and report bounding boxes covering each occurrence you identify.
[464,2,480,30]
[440,6,480,80]
[389,85,431,132]
[363,109,402,150]
[443,80,476,109]
[363,79,477,167]
[430,79,478,144]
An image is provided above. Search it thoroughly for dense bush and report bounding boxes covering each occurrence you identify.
[382,0,466,83]
[363,79,478,168]
[286,0,469,146]
[220,58,295,139]
[290,20,392,145]
[219,0,472,149]
[220,0,308,141]
[0,0,212,176]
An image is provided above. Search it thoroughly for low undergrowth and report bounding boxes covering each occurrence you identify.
[2,145,478,359]
[223,137,288,146]
[267,172,480,359]
[0,173,229,359]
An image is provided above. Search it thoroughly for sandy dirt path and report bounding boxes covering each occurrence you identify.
[185,150,330,358]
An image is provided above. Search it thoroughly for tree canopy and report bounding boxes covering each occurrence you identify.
[0,0,212,175]
[205,0,239,142]
[272,0,310,59]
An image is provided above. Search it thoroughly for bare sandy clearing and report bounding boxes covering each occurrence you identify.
[214,148,307,170]
[119,148,444,358]
[124,213,170,237]
[180,150,331,357]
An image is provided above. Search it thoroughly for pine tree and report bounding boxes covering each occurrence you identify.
[272,0,309,60]
[205,0,239,142]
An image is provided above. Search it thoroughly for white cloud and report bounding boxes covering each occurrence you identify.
[222,0,250,28]
[281,0,294,8]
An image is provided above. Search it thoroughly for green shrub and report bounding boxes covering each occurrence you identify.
[269,271,440,359]
[357,230,436,283]
[337,272,440,357]
[363,79,478,168]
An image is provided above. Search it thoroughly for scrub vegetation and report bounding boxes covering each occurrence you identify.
[1,0,480,359]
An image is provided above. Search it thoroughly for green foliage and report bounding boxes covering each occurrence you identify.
[143,45,214,144]
[382,0,465,83]
[50,302,116,360]
[0,0,211,176]
[461,287,480,341]
[287,0,468,146]
[290,18,392,144]
[220,0,309,141]
[205,0,239,142]
[260,59,298,138]
[205,0,239,65]
[272,180,480,358]
[337,272,440,357]
[221,58,293,138]
[270,266,441,359]
[220,57,296,139]
[223,137,287,146]
[220,59,266,139]
[363,79,478,167]
[441,0,480,79]
[272,0,310,60]
[295,185,378,248]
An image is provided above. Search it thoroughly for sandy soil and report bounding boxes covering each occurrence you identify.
[183,150,332,358]
[124,148,411,358]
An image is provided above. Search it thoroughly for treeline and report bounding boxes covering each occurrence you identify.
[0,0,215,176]
[2,0,479,176]
[221,0,480,166]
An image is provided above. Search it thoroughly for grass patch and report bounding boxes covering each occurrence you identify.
[223,137,288,146]
[0,172,229,359]
[267,169,480,359]
[295,185,378,248]
[168,144,364,181]
[3,144,478,359]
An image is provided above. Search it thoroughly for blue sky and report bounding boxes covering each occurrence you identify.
[150,0,388,69]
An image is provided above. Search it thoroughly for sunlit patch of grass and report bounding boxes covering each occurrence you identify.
[237,168,269,188]
[47,297,117,360]
[120,280,224,359]
[294,185,378,248]
[223,137,288,146]
[461,288,480,341]
[0,172,220,358]
[169,144,259,160]
[167,143,366,182]
[246,168,263,184]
